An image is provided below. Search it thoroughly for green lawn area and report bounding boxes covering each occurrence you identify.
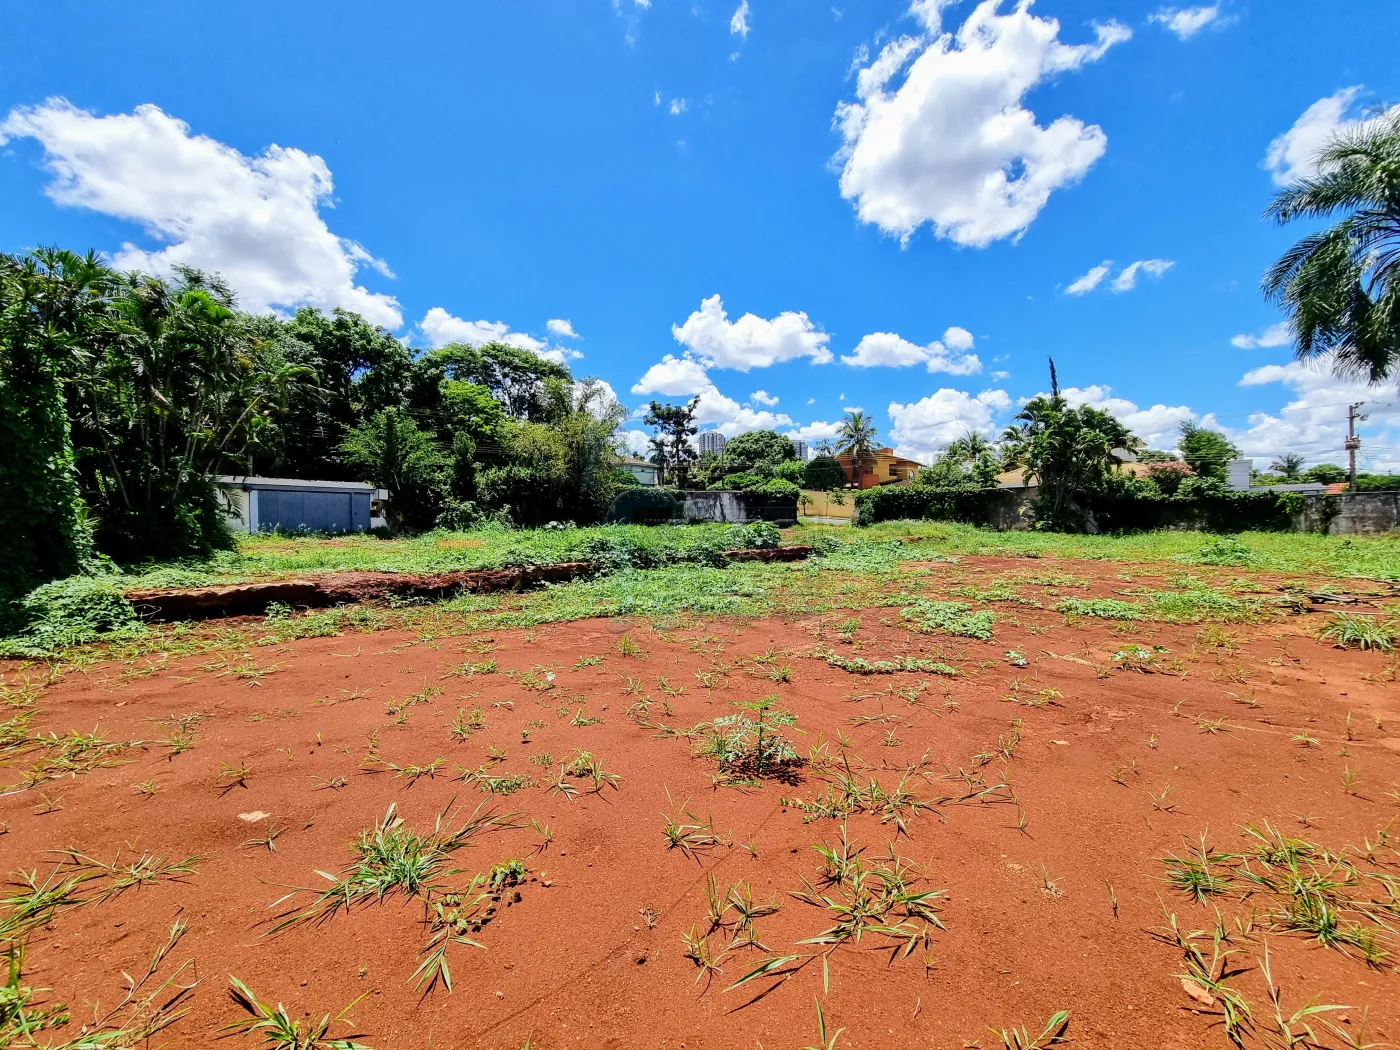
[146,520,1400,587]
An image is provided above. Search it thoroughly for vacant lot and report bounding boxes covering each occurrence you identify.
[3,527,1399,1049]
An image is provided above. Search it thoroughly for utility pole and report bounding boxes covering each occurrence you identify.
[1346,401,1368,488]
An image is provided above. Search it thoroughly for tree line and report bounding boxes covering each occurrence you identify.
[0,249,630,603]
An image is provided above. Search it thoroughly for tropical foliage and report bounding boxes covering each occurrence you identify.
[1000,385,1141,529]
[1265,110,1400,382]
[0,247,630,602]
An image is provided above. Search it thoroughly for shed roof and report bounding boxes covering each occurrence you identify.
[213,476,376,493]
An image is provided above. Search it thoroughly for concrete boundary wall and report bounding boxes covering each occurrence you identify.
[1292,491,1400,535]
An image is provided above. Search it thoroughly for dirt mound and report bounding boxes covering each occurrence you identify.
[127,546,814,620]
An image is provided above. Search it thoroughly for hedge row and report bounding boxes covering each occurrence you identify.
[854,486,1007,526]
[854,484,1297,532]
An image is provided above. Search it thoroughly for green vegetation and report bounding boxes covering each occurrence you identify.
[1264,109,1400,384]
[898,598,996,640]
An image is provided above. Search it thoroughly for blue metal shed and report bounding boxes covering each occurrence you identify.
[214,476,380,534]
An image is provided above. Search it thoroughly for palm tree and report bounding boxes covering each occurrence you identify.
[1264,110,1400,382]
[1270,452,1306,481]
[836,411,878,483]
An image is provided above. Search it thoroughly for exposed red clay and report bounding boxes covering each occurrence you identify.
[4,556,1398,1049]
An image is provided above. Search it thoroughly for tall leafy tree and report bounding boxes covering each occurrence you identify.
[836,410,879,482]
[0,248,101,601]
[62,267,311,560]
[1270,453,1306,481]
[1001,387,1141,528]
[644,396,700,488]
[1264,111,1400,382]
[250,307,415,479]
[723,430,797,475]
[1177,422,1239,481]
[341,407,449,533]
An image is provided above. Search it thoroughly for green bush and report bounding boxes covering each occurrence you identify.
[722,521,782,550]
[804,454,846,490]
[605,487,682,525]
[0,575,144,657]
[753,478,801,499]
[718,472,763,491]
[855,485,1007,526]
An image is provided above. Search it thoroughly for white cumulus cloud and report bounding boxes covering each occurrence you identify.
[631,354,794,437]
[834,0,1129,247]
[669,98,688,115]
[1054,384,1194,450]
[672,293,832,370]
[888,388,1013,461]
[731,0,751,37]
[617,430,652,458]
[785,420,845,444]
[750,389,779,406]
[418,308,579,366]
[840,328,981,374]
[547,318,579,339]
[1148,6,1221,39]
[0,99,403,328]
[1265,87,1400,186]
[1231,322,1292,350]
[1234,362,1400,469]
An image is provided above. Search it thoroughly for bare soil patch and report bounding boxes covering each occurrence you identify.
[4,556,1398,1049]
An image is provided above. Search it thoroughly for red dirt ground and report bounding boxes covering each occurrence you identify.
[3,556,1399,1049]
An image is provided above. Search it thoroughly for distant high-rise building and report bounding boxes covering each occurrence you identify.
[697,431,727,455]
[791,439,810,462]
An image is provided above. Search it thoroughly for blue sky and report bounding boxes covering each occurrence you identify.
[2,0,1398,468]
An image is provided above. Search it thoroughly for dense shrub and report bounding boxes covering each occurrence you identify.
[0,575,144,657]
[718,472,763,491]
[804,454,846,490]
[1085,491,1295,533]
[855,485,1008,526]
[752,478,801,499]
[605,487,683,524]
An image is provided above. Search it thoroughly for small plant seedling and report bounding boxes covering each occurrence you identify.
[573,655,604,668]
[1316,613,1397,651]
[242,824,286,853]
[616,634,647,658]
[133,779,160,797]
[217,762,251,793]
[992,1010,1070,1050]
[223,976,371,1049]
[802,1000,845,1050]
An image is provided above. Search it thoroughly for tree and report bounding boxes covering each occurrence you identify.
[1270,453,1306,481]
[341,408,450,533]
[0,248,99,602]
[250,306,416,479]
[419,341,572,420]
[1137,449,1179,464]
[60,265,312,561]
[724,430,797,476]
[644,397,699,488]
[1304,462,1347,484]
[804,454,846,491]
[1263,110,1400,382]
[1000,372,1142,528]
[1178,422,1239,481]
[836,411,879,483]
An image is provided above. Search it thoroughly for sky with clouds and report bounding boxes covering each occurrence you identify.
[2,0,1398,469]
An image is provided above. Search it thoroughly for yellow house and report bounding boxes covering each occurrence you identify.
[836,447,923,489]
